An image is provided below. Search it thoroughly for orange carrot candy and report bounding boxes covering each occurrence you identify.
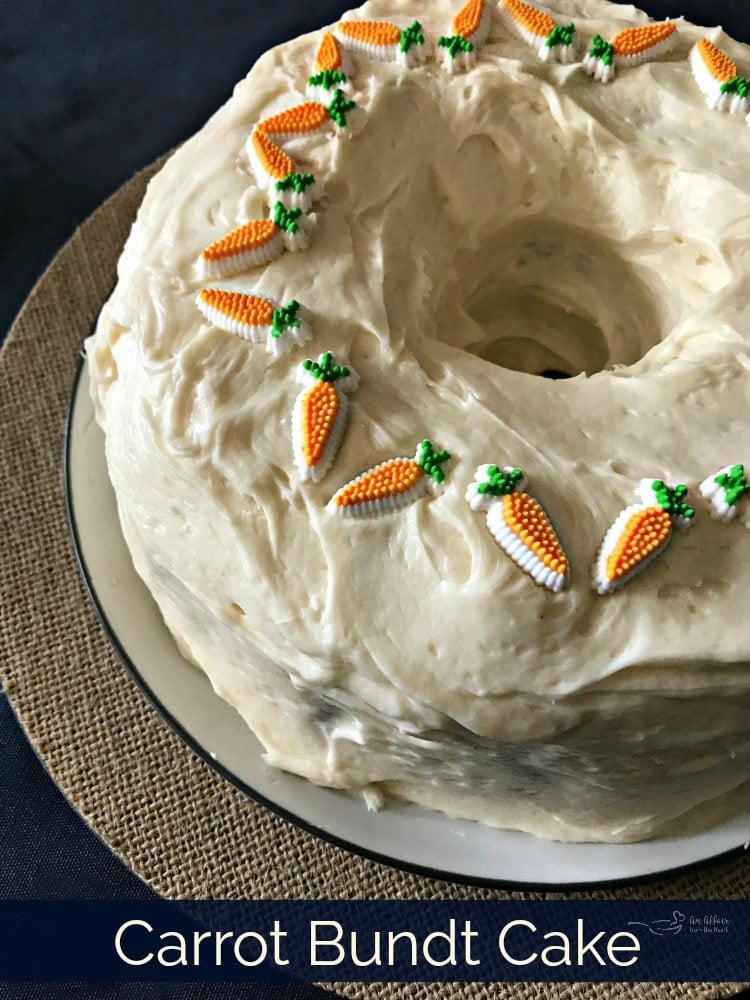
[690,38,750,117]
[329,441,451,518]
[247,129,322,212]
[593,479,695,596]
[257,93,359,139]
[334,19,429,69]
[292,352,359,483]
[256,101,331,140]
[438,0,491,74]
[196,290,312,357]
[583,21,677,84]
[497,0,576,63]
[466,465,570,593]
[197,203,313,280]
[307,32,353,105]
[700,464,750,526]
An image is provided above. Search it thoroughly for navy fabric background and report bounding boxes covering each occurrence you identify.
[1,0,749,995]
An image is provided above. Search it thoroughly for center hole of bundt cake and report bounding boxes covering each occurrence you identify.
[441,218,663,379]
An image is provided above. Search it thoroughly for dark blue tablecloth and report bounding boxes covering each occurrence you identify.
[2,1,749,994]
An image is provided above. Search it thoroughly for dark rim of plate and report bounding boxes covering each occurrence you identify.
[64,353,749,892]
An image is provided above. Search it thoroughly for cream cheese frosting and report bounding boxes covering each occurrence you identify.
[87,0,750,842]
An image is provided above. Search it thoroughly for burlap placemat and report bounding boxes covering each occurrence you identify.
[0,158,748,999]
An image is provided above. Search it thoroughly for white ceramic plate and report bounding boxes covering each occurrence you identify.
[65,359,750,889]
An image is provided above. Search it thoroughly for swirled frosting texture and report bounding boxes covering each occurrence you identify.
[88,0,750,841]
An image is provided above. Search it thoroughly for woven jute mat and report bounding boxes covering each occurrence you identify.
[1,158,748,1000]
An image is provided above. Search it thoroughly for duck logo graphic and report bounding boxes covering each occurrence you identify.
[627,911,686,936]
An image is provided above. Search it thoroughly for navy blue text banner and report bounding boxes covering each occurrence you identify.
[0,900,747,983]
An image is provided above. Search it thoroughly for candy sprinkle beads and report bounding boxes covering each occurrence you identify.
[329,441,451,518]
[583,22,677,84]
[248,130,322,213]
[307,32,352,104]
[691,38,750,117]
[438,0,491,74]
[292,353,359,484]
[497,0,576,64]
[334,19,429,69]
[700,464,750,526]
[466,465,570,593]
[593,479,695,595]
[197,204,313,279]
[196,290,311,357]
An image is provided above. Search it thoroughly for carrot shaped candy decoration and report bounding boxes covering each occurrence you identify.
[292,352,359,483]
[497,0,576,63]
[197,204,313,279]
[247,130,322,212]
[593,479,695,596]
[308,32,353,104]
[700,464,750,526]
[196,290,312,357]
[334,19,429,69]
[583,22,677,83]
[466,465,570,593]
[257,96,359,138]
[438,0,491,73]
[198,219,285,279]
[256,101,332,140]
[329,441,451,518]
[690,38,750,116]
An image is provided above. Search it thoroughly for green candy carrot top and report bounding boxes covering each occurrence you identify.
[701,464,750,525]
